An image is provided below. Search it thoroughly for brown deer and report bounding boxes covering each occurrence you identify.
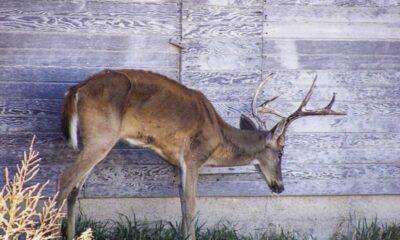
[57,69,345,240]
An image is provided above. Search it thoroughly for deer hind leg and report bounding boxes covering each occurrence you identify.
[57,114,120,239]
[178,160,199,240]
[57,137,117,240]
[65,174,89,240]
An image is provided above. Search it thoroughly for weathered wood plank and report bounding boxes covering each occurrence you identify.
[0,82,72,99]
[264,40,400,55]
[0,99,62,116]
[0,116,61,132]
[81,163,400,197]
[261,70,400,87]
[183,70,400,87]
[181,71,261,87]
[183,54,260,71]
[265,22,400,39]
[266,5,400,23]
[183,0,263,7]
[184,22,263,38]
[182,38,261,70]
[0,66,178,83]
[265,0,400,7]
[183,7,262,23]
[183,6,262,38]
[222,115,398,133]
[263,54,400,70]
[0,14,178,35]
[195,85,400,102]
[0,49,178,68]
[0,0,179,15]
[0,32,176,53]
[184,38,261,56]
[85,1,179,16]
[0,0,85,13]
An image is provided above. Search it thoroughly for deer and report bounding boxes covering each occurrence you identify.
[57,69,345,240]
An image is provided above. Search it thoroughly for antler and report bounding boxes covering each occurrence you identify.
[252,74,346,134]
[252,73,287,129]
[286,75,346,125]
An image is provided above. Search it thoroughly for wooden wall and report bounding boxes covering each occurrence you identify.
[0,0,399,197]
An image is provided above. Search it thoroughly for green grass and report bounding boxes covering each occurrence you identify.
[333,216,400,240]
[62,212,400,240]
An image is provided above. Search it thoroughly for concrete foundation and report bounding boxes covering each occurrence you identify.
[78,195,400,239]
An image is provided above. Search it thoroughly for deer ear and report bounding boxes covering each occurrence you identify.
[240,114,258,131]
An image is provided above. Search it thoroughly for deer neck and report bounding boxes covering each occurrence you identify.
[207,123,269,166]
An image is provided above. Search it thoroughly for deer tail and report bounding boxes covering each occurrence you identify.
[61,86,80,150]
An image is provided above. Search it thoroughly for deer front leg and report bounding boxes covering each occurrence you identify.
[178,162,199,240]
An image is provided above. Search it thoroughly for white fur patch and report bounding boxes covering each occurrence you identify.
[70,93,79,150]
[125,138,166,158]
[250,159,260,165]
[179,155,187,190]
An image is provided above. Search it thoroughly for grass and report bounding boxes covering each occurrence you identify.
[62,211,400,240]
[62,210,314,240]
[333,215,400,240]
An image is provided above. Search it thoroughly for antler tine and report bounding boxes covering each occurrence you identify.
[252,73,287,121]
[251,73,274,128]
[299,75,317,110]
[257,95,287,118]
[252,73,274,118]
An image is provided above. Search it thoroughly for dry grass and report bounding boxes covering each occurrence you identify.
[0,136,93,240]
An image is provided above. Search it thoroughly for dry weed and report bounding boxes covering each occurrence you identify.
[0,137,92,240]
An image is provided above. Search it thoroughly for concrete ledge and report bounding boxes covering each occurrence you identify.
[78,195,400,239]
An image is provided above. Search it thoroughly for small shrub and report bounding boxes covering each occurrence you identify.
[0,137,92,240]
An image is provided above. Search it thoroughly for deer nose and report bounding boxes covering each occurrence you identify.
[270,180,284,194]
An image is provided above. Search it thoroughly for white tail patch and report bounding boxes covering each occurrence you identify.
[70,92,79,150]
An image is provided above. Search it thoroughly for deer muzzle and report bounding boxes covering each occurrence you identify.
[270,180,284,194]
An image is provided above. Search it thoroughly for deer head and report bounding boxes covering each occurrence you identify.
[240,74,346,193]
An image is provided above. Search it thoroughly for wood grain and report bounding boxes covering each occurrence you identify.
[263,54,400,70]
[0,14,178,35]
[183,70,400,87]
[0,49,178,68]
[265,22,400,39]
[264,40,400,55]
[7,160,399,197]
[265,0,400,7]
[0,32,177,53]
[266,5,400,23]
[194,85,400,102]
[0,66,178,83]
[183,0,263,7]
